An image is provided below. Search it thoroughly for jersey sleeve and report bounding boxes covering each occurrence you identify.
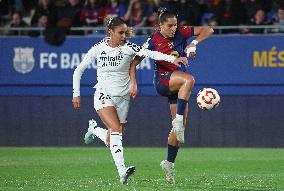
[73,45,99,97]
[179,26,194,39]
[132,37,155,61]
[131,43,175,63]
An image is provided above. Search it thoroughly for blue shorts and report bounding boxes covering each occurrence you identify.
[154,72,178,104]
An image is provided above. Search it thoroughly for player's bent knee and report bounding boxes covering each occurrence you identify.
[185,74,195,87]
[168,132,178,145]
[111,125,123,133]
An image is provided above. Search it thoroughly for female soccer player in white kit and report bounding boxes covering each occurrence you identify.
[72,17,188,184]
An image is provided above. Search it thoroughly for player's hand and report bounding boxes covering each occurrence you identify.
[185,44,196,59]
[129,80,138,98]
[173,57,188,67]
[72,96,81,109]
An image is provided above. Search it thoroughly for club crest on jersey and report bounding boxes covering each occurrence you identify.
[168,42,174,49]
[13,47,35,74]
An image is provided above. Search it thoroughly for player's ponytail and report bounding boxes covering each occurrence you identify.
[157,7,177,24]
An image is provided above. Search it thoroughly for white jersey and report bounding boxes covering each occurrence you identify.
[73,37,176,97]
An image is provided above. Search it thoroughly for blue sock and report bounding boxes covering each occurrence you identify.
[176,99,188,115]
[167,144,179,163]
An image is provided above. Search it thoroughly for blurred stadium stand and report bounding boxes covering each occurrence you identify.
[1,0,284,36]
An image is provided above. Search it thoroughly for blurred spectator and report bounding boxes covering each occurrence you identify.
[1,0,284,36]
[31,0,50,26]
[271,8,284,33]
[147,8,158,28]
[243,0,263,24]
[44,0,83,45]
[147,0,160,27]
[29,14,48,37]
[99,0,127,19]
[200,0,224,26]
[48,0,84,33]
[11,0,38,16]
[99,0,128,31]
[244,9,269,34]
[8,11,28,35]
[56,0,83,29]
[80,0,103,35]
[124,0,152,34]
[80,0,101,27]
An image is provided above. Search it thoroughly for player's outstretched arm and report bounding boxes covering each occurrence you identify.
[72,45,98,109]
[193,26,214,43]
[172,57,188,67]
[185,26,214,59]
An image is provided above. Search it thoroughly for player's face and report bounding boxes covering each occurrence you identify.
[160,17,178,38]
[109,24,128,46]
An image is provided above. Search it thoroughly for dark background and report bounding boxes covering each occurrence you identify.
[1,95,283,147]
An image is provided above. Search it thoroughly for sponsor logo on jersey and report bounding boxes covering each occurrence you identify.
[13,47,35,74]
[100,54,123,67]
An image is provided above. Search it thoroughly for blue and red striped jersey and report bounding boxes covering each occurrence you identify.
[144,26,194,74]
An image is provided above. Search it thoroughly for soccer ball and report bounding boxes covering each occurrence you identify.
[197,88,220,110]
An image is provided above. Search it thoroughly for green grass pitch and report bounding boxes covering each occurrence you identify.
[0,147,283,191]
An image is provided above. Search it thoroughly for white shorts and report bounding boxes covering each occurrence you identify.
[93,88,130,124]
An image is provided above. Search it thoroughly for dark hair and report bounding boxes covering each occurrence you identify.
[157,7,177,24]
[107,17,127,30]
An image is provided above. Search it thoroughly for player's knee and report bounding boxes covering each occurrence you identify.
[111,125,123,133]
[168,133,179,146]
[184,74,195,88]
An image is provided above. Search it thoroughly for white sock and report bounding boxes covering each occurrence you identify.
[176,114,183,121]
[90,127,107,145]
[110,132,126,177]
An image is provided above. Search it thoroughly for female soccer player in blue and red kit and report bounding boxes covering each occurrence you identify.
[134,8,214,183]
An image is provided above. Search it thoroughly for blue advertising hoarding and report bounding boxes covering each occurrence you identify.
[0,35,284,96]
